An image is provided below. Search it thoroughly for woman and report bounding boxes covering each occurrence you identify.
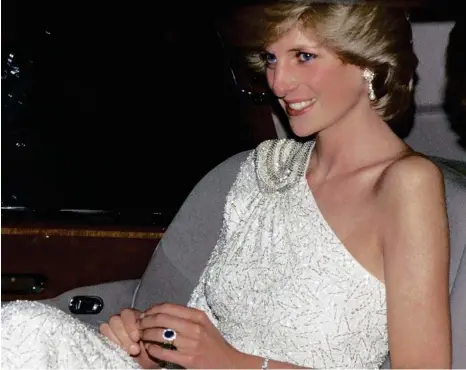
[2,2,451,369]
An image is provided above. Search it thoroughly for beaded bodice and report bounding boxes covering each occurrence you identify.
[188,139,388,369]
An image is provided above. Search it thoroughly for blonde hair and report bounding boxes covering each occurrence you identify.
[237,1,418,122]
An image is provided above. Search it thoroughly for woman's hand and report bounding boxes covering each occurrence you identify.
[99,308,159,369]
[139,303,244,369]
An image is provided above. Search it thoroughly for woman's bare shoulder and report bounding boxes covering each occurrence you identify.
[376,152,445,198]
[374,151,448,256]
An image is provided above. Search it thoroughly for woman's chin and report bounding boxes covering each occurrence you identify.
[289,124,316,138]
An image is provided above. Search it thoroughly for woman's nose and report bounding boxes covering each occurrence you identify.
[269,65,298,99]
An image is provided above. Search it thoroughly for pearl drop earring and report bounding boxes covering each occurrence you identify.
[363,68,376,101]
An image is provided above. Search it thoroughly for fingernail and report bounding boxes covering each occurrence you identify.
[130,330,139,342]
[129,344,139,354]
[139,312,145,319]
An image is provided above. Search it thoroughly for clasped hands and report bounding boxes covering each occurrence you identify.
[99,303,243,369]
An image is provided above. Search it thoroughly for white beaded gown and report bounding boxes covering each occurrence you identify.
[1,139,388,369]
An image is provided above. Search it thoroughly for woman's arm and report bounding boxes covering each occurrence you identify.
[139,303,309,369]
[378,155,451,368]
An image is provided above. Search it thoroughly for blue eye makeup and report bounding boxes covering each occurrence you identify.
[262,52,277,66]
[297,52,317,62]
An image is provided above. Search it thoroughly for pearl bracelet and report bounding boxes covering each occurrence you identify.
[261,357,269,370]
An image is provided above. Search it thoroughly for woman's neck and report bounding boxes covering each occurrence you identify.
[308,109,406,184]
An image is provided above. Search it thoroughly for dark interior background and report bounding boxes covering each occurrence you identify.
[2,1,260,217]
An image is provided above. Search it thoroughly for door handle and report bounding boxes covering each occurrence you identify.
[69,296,104,314]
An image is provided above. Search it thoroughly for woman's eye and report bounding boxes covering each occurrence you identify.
[262,52,277,65]
[298,52,316,62]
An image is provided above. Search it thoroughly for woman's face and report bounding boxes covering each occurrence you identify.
[264,25,372,137]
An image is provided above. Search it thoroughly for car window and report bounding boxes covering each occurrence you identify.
[2,3,266,224]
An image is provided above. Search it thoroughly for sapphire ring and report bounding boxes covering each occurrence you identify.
[162,328,177,346]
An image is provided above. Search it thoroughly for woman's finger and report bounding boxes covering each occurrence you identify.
[144,342,192,369]
[143,303,204,323]
[141,327,196,351]
[106,316,140,356]
[120,309,141,342]
[99,322,121,346]
[139,312,198,339]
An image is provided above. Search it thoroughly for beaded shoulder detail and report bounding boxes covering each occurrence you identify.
[254,139,314,193]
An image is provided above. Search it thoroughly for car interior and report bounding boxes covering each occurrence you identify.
[2,0,466,367]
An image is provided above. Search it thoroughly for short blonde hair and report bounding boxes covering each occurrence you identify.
[235,1,418,122]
